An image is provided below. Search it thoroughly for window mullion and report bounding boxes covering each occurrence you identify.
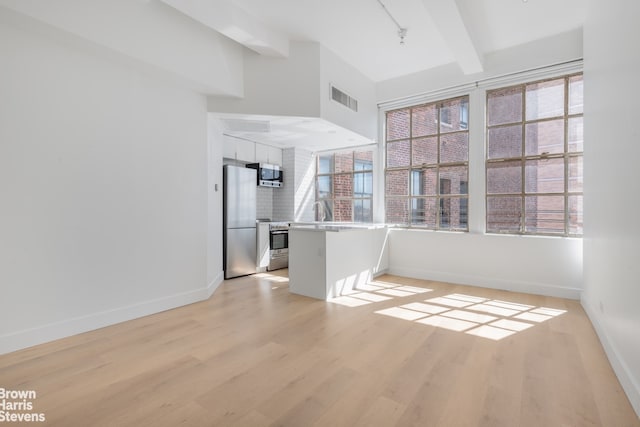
[486,72,582,236]
[386,96,469,230]
[436,104,441,230]
[409,106,414,226]
[521,86,526,234]
[564,76,570,235]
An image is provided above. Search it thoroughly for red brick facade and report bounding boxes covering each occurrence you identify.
[316,150,373,222]
[487,74,583,235]
[385,96,469,230]
[384,73,582,235]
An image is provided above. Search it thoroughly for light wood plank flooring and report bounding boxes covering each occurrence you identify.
[1,272,638,426]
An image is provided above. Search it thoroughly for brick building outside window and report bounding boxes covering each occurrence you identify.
[385,96,469,230]
[315,150,373,222]
[486,73,583,236]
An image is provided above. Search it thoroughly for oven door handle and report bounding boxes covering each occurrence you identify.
[270,230,288,234]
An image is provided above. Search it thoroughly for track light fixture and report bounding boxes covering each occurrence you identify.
[398,27,408,45]
[376,0,408,45]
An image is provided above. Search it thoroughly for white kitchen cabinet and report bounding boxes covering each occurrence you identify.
[235,139,255,163]
[223,137,255,162]
[223,136,282,165]
[255,143,270,164]
[288,225,390,300]
[255,144,282,165]
[256,222,270,272]
[268,146,283,166]
[222,136,236,160]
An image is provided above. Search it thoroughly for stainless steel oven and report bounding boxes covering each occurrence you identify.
[268,222,289,271]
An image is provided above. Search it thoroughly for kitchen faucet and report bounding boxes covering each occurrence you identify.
[312,201,326,222]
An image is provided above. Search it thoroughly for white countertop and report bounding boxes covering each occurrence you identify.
[289,222,391,232]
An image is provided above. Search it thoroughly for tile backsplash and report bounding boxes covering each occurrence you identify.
[256,186,273,220]
[254,147,316,222]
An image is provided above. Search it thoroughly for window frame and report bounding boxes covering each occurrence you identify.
[315,149,374,223]
[485,73,584,237]
[384,95,470,231]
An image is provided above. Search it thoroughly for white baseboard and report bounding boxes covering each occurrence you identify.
[387,267,582,300]
[0,271,225,355]
[373,268,389,279]
[581,297,640,419]
[207,270,224,298]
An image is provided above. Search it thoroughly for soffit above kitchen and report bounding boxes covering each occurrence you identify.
[208,40,379,151]
[214,114,374,152]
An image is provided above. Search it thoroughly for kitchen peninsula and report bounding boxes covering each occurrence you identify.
[288,223,390,300]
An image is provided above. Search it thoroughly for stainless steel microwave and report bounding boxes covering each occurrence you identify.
[246,163,283,187]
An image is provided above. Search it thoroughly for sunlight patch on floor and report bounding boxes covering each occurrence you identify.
[329,295,372,307]
[327,278,433,307]
[326,277,566,341]
[399,302,448,315]
[376,288,417,297]
[466,325,516,340]
[417,315,478,332]
[376,307,428,321]
[490,319,534,332]
[370,290,567,341]
[254,272,289,283]
[425,296,473,308]
[350,292,392,303]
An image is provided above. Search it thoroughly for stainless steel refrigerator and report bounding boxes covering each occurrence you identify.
[223,165,257,279]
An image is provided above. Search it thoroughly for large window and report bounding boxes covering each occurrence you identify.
[486,74,583,236]
[385,96,469,230]
[316,150,373,222]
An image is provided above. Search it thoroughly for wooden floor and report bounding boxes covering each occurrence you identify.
[1,272,638,427]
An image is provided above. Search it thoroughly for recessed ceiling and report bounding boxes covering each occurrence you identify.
[214,114,375,152]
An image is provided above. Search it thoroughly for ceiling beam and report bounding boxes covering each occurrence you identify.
[159,0,289,58]
[420,0,483,74]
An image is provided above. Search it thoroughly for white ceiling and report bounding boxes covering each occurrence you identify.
[228,0,586,82]
[168,0,586,152]
[216,114,375,152]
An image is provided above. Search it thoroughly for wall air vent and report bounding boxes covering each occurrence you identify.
[220,118,271,133]
[331,85,358,112]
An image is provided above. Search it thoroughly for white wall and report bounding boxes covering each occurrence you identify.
[582,0,640,416]
[377,28,583,104]
[389,230,582,299]
[208,42,322,117]
[207,118,225,290]
[0,0,243,97]
[319,45,378,141]
[0,9,215,354]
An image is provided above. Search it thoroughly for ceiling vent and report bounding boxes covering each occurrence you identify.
[221,118,271,133]
[331,85,358,112]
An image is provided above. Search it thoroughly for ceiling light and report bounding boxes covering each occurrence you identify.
[376,0,408,45]
[398,28,407,45]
